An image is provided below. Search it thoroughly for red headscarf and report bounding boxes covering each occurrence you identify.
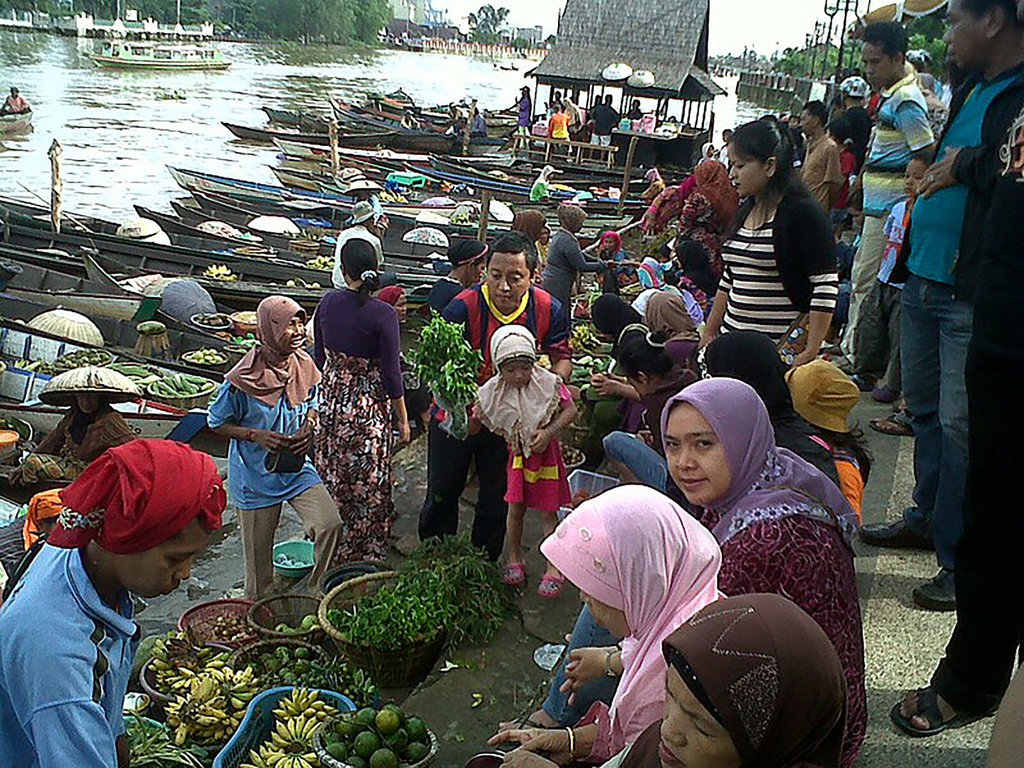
[377,286,405,306]
[49,440,225,553]
[694,160,739,230]
[600,230,622,252]
[225,295,321,408]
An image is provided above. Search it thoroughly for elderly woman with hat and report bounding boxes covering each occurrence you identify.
[331,199,384,288]
[428,238,487,313]
[14,367,136,486]
[0,440,225,768]
[541,203,607,319]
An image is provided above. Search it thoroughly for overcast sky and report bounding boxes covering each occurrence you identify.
[438,0,838,55]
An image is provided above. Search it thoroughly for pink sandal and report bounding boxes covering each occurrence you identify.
[502,562,526,587]
[537,573,565,599]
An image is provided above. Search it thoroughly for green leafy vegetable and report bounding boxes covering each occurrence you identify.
[414,314,482,437]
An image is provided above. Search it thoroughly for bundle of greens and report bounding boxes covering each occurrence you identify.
[125,718,206,768]
[413,313,482,438]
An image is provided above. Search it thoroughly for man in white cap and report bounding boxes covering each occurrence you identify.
[331,200,384,288]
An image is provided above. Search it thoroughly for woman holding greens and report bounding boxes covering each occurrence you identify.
[313,239,410,564]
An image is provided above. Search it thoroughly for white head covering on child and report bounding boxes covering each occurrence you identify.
[477,325,561,458]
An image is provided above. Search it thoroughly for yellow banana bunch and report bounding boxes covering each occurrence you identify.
[165,665,258,746]
[204,264,239,281]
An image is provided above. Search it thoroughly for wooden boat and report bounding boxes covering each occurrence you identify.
[89,40,231,71]
[0,112,32,135]
[0,401,191,442]
[261,107,330,133]
[222,122,395,148]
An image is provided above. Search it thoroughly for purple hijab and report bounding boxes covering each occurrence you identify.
[660,377,858,546]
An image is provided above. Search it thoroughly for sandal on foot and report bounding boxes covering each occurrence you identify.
[890,687,994,737]
[537,574,565,599]
[502,562,526,587]
[871,415,914,437]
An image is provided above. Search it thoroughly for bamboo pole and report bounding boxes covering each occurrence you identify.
[462,98,477,155]
[328,121,340,176]
[48,139,63,234]
[617,135,639,216]
[478,189,492,242]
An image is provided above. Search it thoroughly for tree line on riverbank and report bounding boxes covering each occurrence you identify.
[0,0,391,44]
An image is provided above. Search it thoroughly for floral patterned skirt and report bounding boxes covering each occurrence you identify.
[314,350,394,564]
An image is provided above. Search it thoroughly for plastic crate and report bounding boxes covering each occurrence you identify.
[386,171,428,188]
[557,469,619,521]
[212,686,355,768]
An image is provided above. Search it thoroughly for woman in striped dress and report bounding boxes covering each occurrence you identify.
[700,118,839,367]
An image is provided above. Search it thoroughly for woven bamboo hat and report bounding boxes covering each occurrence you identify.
[39,366,140,407]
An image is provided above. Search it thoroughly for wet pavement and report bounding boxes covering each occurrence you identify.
[139,396,992,767]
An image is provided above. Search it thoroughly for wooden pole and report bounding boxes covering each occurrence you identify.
[328,120,340,176]
[618,135,639,217]
[478,189,492,242]
[462,98,477,155]
[48,139,63,234]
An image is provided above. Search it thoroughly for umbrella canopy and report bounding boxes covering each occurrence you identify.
[39,366,140,406]
[403,227,450,247]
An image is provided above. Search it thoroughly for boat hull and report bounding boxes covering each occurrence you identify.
[90,55,231,70]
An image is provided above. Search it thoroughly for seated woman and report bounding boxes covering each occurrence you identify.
[491,485,722,764]
[602,327,695,492]
[593,231,632,294]
[786,359,872,522]
[15,367,135,486]
[662,377,866,768]
[703,330,840,485]
[499,593,848,768]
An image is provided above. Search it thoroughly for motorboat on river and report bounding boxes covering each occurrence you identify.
[89,41,231,71]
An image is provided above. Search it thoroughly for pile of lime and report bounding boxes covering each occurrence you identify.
[273,613,320,635]
[323,704,431,768]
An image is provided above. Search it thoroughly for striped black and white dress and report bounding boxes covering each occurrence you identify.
[720,224,839,344]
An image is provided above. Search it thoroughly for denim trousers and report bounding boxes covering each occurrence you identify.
[602,431,668,491]
[899,274,972,571]
[542,605,621,725]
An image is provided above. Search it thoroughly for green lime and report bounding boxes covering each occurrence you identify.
[294,647,311,660]
[404,742,429,763]
[369,748,398,768]
[353,730,380,759]
[375,708,401,737]
[348,757,367,768]
[384,728,408,753]
[326,741,349,760]
[294,660,311,674]
[404,717,428,745]
[354,708,377,728]
[334,718,356,740]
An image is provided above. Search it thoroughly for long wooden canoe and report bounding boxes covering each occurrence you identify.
[222,121,395,148]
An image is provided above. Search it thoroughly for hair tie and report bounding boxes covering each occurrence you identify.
[361,270,378,282]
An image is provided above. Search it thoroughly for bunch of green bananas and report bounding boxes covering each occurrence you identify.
[166,665,259,746]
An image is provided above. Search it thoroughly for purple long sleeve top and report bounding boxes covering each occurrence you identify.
[313,289,404,398]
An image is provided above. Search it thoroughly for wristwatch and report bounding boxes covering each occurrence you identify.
[604,647,620,678]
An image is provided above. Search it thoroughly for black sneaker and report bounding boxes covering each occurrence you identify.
[859,520,934,551]
[914,568,956,611]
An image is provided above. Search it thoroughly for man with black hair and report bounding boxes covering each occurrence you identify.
[840,22,935,364]
[800,100,846,212]
[883,0,1024,737]
[418,231,573,560]
[590,94,619,146]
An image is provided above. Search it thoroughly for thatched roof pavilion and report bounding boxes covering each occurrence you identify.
[527,0,723,167]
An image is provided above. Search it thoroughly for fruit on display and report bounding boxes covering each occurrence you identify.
[284,278,323,289]
[182,348,228,366]
[165,664,260,745]
[204,265,239,281]
[247,645,377,708]
[304,255,332,271]
[323,704,431,768]
[192,313,232,329]
[231,334,260,348]
[239,688,341,768]
[207,613,256,646]
[148,632,233,697]
[108,362,162,386]
[15,359,56,374]
[271,613,320,635]
[148,372,217,400]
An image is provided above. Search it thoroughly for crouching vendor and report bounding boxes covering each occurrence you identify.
[0,440,226,767]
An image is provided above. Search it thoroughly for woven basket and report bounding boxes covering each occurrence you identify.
[318,572,447,688]
[178,599,256,649]
[226,636,325,671]
[313,722,438,768]
[138,643,233,711]
[247,593,324,643]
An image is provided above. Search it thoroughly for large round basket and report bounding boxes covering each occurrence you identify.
[318,572,448,688]
[226,636,326,671]
[145,377,218,409]
[247,593,324,643]
[139,643,233,712]
[313,722,438,768]
[178,599,256,649]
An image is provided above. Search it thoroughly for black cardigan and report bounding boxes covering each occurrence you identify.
[731,190,838,312]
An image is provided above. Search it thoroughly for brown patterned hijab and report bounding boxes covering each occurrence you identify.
[621,593,847,768]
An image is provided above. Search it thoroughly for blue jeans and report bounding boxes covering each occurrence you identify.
[542,605,621,726]
[602,431,667,491]
[900,274,972,571]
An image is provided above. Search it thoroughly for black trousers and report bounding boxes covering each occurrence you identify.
[418,420,508,560]
[932,343,1024,714]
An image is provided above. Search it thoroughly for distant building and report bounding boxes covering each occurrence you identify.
[515,26,544,45]
[389,0,446,26]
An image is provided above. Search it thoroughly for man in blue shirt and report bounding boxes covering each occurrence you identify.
[0,440,225,767]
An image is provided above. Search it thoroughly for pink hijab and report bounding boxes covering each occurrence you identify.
[541,485,723,756]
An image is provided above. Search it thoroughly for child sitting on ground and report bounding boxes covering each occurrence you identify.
[786,359,872,522]
[471,325,578,599]
[851,157,928,403]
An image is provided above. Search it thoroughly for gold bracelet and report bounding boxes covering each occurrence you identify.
[566,727,575,760]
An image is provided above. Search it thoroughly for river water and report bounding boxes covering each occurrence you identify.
[0,31,761,222]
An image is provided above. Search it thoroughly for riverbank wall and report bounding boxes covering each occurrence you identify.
[735,70,836,114]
